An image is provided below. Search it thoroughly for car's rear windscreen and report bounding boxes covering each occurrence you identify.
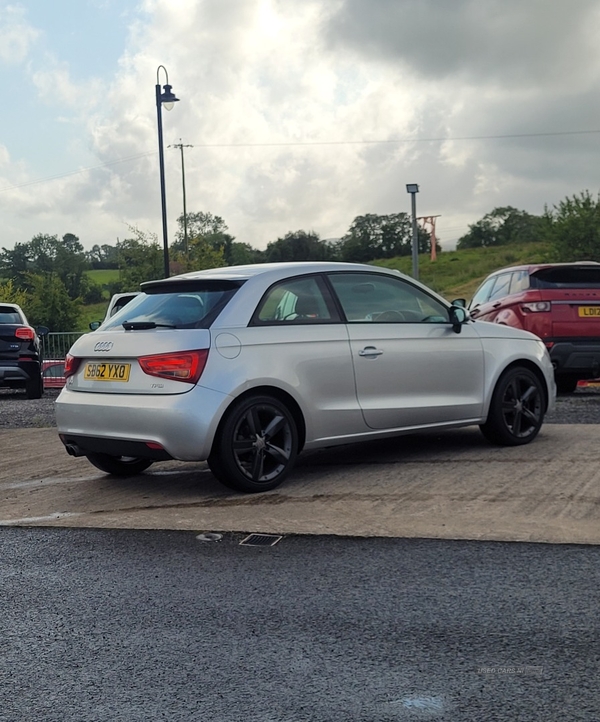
[531,266,600,289]
[0,306,22,324]
[101,280,244,330]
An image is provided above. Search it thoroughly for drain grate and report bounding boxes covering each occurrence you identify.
[239,533,282,547]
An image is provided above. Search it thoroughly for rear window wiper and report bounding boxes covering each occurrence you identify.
[122,321,177,330]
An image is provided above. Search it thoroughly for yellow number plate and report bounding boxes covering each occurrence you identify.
[84,362,131,382]
[578,306,600,318]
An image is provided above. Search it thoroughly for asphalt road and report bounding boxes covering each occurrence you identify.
[2,527,599,722]
[2,388,599,721]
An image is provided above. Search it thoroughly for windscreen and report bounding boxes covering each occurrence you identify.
[531,266,600,289]
[100,281,243,330]
[0,306,22,324]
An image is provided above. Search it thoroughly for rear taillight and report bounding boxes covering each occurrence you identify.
[15,326,35,340]
[64,354,82,378]
[521,302,551,313]
[138,349,209,384]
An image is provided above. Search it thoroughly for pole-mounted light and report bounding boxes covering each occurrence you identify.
[156,65,180,278]
[406,184,419,280]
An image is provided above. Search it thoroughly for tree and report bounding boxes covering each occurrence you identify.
[24,273,81,331]
[116,228,164,289]
[457,207,544,249]
[228,242,265,265]
[545,191,600,262]
[86,243,119,269]
[173,211,236,265]
[338,213,431,262]
[0,233,90,300]
[171,237,226,274]
[0,280,30,308]
[264,230,337,262]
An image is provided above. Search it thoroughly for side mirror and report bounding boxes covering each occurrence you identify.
[36,326,49,338]
[451,298,467,308]
[448,305,468,334]
[89,321,101,331]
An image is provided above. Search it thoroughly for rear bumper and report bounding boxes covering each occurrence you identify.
[55,384,232,461]
[548,339,600,378]
[0,360,39,385]
[60,434,174,460]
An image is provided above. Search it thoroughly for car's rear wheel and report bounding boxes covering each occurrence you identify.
[86,453,154,476]
[208,394,299,493]
[25,374,43,399]
[480,367,545,446]
[556,375,579,394]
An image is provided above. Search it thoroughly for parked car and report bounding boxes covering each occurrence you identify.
[0,303,48,399]
[42,359,66,389]
[89,292,141,331]
[466,262,600,393]
[56,262,556,493]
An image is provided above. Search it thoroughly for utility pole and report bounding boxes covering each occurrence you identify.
[169,139,193,257]
[417,215,441,261]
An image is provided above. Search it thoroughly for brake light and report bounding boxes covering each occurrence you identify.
[64,354,82,378]
[15,326,35,340]
[521,302,551,313]
[138,349,209,384]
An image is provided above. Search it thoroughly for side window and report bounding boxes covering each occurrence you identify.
[509,270,530,295]
[469,277,496,309]
[488,273,512,302]
[253,276,336,324]
[328,273,449,323]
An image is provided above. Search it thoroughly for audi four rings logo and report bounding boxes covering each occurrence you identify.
[94,341,113,352]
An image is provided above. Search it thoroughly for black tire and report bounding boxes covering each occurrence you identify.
[480,367,545,446]
[25,374,43,399]
[208,394,299,493]
[556,375,579,394]
[86,453,154,476]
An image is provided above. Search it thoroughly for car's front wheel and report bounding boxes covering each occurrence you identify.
[86,453,154,476]
[480,367,545,446]
[208,394,299,493]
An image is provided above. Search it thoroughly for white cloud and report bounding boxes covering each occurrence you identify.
[3,0,600,254]
[0,4,39,64]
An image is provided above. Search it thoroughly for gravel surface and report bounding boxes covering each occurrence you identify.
[1,385,599,429]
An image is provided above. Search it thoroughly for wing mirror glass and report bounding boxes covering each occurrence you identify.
[448,305,469,333]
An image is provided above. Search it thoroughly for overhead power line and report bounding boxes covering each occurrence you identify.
[1,128,599,193]
[188,128,600,148]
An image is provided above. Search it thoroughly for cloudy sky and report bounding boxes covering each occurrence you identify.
[2,0,600,256]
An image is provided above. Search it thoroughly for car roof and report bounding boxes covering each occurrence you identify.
[484,261,600,277]
[166,261,403,282]
[0,302,21,312]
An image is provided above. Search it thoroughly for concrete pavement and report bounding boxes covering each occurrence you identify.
[1,424,599,544]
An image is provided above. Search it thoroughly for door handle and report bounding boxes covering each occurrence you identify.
[359,346,383,357]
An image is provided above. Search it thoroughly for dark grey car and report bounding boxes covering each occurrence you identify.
[0,303,48,399]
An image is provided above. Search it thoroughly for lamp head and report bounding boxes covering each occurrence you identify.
[406,184,419,194]
[160,84,179,111]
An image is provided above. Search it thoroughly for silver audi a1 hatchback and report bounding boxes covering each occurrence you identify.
[56,262,556,493]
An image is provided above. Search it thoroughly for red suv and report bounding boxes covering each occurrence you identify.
[467,262,600,393]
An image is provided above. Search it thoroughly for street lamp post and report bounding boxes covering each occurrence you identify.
[155,65,179,278]
[406,184,419,280]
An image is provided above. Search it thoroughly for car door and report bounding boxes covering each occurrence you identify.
[248,274,361,440]
[327,272,485,430]
[470,272,513,322]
